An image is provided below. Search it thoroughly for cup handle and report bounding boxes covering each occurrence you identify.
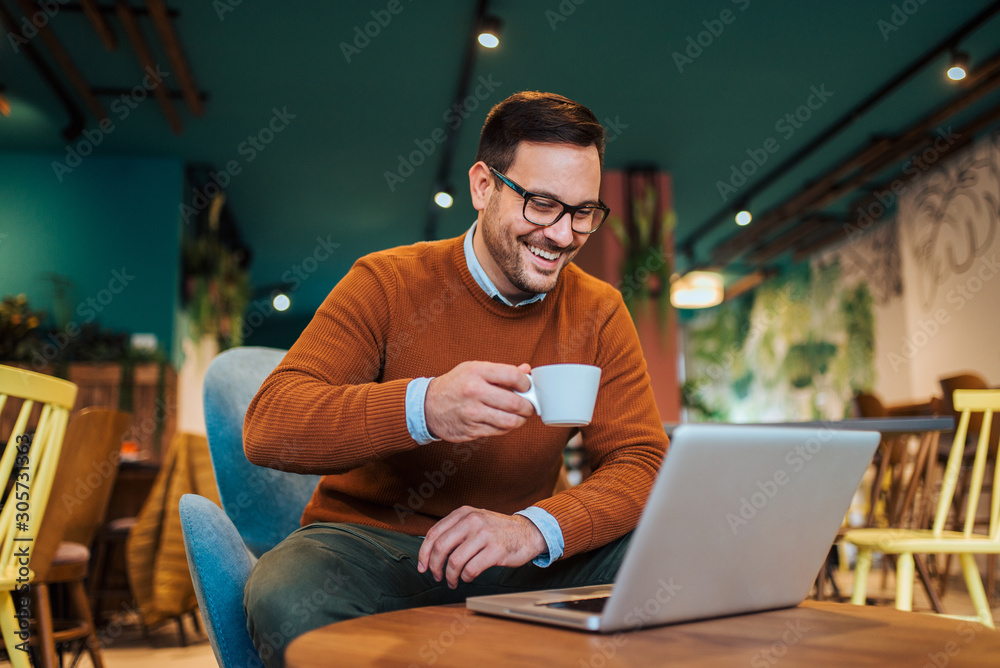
[514,374,540,416]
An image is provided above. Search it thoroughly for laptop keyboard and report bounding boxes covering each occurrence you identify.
[539,596,609,613]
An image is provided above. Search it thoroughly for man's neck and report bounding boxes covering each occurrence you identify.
[470,222,532,304]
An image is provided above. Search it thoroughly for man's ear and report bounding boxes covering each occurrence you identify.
[469,161,493,211]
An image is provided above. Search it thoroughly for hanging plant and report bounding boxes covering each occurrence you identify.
[608,169,675,328]
[181,189,251,350]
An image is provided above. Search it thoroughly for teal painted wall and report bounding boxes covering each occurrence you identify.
[0,151,183,359]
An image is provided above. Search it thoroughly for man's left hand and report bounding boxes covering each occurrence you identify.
[417,507,547,588]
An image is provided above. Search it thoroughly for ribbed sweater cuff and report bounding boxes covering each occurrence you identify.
[534,492,593,558]
[364,379,419,456]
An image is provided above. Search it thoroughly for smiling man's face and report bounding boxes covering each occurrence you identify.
[472,141,602,303]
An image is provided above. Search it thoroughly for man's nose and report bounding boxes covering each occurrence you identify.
[543,211,576,248]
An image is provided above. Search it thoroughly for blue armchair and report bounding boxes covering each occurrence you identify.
[180,347,320,668]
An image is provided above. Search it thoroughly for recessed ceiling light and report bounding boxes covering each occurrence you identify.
[434,190,454,208]
[947,51,969,81]
[478,16,501,49]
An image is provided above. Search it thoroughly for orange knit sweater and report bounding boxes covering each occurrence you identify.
[243,232,668,559]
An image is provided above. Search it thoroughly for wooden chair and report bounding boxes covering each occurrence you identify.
[815,393,940,605]
[937,373,999,602]
[29,408,131,667]
[845,389,1000,628]
[0,365,78,668]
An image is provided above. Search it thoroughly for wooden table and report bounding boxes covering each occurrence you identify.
[286,601,1000,667]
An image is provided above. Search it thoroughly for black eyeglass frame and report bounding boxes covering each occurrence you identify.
[489,166,610,234]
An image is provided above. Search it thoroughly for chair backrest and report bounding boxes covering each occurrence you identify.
[31,408,132,581]
[940,373,990,433]
[932,389,1000,539]
[179,493,263,668]
[853,392,889,418]
[0,365,77,582]
[203,347,320,558]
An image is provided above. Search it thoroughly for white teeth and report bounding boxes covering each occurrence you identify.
[528,244,559,261]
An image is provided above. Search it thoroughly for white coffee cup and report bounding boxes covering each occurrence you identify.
[515,364,602,427]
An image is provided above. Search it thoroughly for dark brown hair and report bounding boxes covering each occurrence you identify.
[475,91,605,175]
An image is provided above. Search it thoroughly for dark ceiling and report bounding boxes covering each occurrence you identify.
[2,1,999,317]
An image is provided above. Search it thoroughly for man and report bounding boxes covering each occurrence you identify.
[243,91,668,667]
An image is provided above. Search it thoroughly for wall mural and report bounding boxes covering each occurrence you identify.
[833,217,903,307]
[682,261,874,423]
[681,129,1000,421]
[904,130,1000,312]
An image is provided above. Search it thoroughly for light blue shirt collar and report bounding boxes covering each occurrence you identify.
[464,222,547,307]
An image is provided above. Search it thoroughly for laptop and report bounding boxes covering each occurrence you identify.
[466,423,879,632]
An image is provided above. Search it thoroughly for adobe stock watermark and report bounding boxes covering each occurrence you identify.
[340,0,413,64]
[255,566,352,665]
[672,0,751,73]
[750,617,810,667]
[842,127,960,243]
[384,75,503,192]
[222,235,339,346]
[576,577,683,668]
[350,279,465,386]
[920,619,986,668]
[179,106,296,225]
[408,611,478,667]
[29,267,136,372]
[51,65,170,182]
[602,115,628,144]
[394,435,484,524]
[701,285,797,382]
[57,393,174,515]
[726,426,835,534]
[717,84,833,202]
[885,254,999,372]
[557,246,667,358]
[212,0,243,21]
[544,0,587,31]
[877,0,933,41]
[5,0,70,53]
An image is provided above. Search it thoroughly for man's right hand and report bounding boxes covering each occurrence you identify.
[424,361,534,442]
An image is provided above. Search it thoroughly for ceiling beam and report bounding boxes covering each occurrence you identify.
[80,0,117,50]
[13,0,109,123]
[748,216,841,265]
[835,95,1000,239]
[711,50,1000,267]
[724,269,774,301]
[115,0,182,134]
[91,85,208,102]
[0,0,86,139]
[763,95,1000,265]
[145,0,203,116]
[679,0,1000,263]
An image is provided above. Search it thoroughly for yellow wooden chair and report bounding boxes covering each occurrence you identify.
[0,365,78,668]
[845,389,1000,628]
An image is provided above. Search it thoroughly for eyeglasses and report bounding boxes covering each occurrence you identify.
[489,167,610,234]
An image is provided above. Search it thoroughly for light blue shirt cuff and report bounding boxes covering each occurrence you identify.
[515,506,565,567]
[405,377,439,445]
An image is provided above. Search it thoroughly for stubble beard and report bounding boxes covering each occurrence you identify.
[479,192,577,297]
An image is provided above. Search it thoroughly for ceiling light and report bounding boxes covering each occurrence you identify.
[478,16,501,48]
[947,51,969,81]
[272,293,290,311]
[670,271,724,309]
[434,189,454,208]
[735,210,752,226]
